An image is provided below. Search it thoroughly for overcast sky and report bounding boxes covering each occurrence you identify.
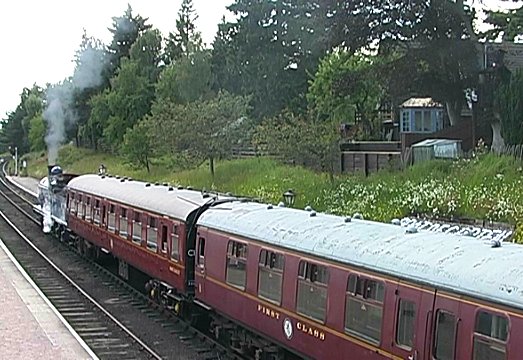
[0,0,520,121]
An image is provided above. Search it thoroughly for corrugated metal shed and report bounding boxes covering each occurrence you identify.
[198,201,523,310]
[412,138,462,163]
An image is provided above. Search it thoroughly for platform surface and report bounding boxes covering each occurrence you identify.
[7,175,40,198]
[0,239,97,359]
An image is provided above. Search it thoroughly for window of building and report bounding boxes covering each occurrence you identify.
[433,311,456,360]
[171,225,179,261]
[435,110,444,131]
[401,111,410,132]
[296,261,328,323]
[258,250,285,305]
[146,215,157,251]
[396,299,417,349]
[473,311,508,360]
[119,207,128,239]
[226,240,248,290]
[414,111,423,132]
[132,211,142,243]
[107,204,116,232]
[345,274,385,344]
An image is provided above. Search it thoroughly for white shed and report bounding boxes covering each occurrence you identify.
[412,139,462,164]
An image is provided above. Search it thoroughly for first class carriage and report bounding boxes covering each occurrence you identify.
[37,171,523,360]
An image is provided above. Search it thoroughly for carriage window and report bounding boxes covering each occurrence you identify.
[93,199,101,224]
[473,311,508,360]
[396,299,416,349]
[226,241,248,290]
[68,193,75,214]
[107,204,116,232]
[132,212,142,243]
[434,311,456,360]
[296,261,328,323]
[345,274,384,344]
[171,225,179,260]
[146,216,157,251]
[77,194,84,217]
[119,207,128,239]
[257,250,284,304]
[197,237,205,265]
[85,197,92,220]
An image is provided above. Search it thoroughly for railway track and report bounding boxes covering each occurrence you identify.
[0,169,242,360]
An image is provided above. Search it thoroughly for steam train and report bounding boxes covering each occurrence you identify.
[34,167,523,360]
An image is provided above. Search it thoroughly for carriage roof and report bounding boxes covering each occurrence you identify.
[198,201,523,310]
[67,174,215,221]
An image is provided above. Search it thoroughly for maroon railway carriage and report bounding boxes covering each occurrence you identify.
[65,174,215,298]
[195,201,523,360]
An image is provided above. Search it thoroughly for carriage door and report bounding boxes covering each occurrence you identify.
[101,204,107,228]
[430,294,460,360]
[392,282,436,360]
[195,235,206,297]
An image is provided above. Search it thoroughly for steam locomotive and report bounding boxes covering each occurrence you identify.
[34,168,523,360]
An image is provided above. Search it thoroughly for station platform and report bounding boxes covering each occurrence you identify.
[7,175,40,198]
[0,238,97,359]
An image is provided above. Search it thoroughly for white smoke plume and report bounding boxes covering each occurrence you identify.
[43,44,106,164]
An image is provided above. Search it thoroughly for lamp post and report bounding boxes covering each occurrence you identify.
[283,189,296,207]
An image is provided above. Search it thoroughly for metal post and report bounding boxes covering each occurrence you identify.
[14,147,18,176]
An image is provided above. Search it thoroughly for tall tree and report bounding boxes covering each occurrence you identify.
[211,0,332,119]
[106,5,151,77]
[164,0,201,65]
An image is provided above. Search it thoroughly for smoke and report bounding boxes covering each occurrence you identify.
[43,45,106,164]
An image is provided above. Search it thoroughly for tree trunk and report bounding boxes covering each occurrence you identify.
[209,156,215,178]
[445,100,462,126]
[490,116,506,154]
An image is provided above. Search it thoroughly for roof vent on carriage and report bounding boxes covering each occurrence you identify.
[353,213,363,220]
[278,202,285,207]
[177,185,184,190]
[391,218,401,226]
[267,204,274,209]
[145,183,151,187]
[168,186,174,191]
[345,217,351,223]
[406,225,418,234]
[310,211,317,217]
[305,205,312,212]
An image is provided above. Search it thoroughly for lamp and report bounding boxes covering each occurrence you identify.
[283,189,295,207]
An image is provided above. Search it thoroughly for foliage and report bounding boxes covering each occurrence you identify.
[307,51,384,138]
[496,69,523,145]
[156,49,212,104]
[254,110,340,174]
[121,119,154,172]
[147,91,251,176]
[482,3,523,41]
[28,114,46,152]
[211,0,331,119]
